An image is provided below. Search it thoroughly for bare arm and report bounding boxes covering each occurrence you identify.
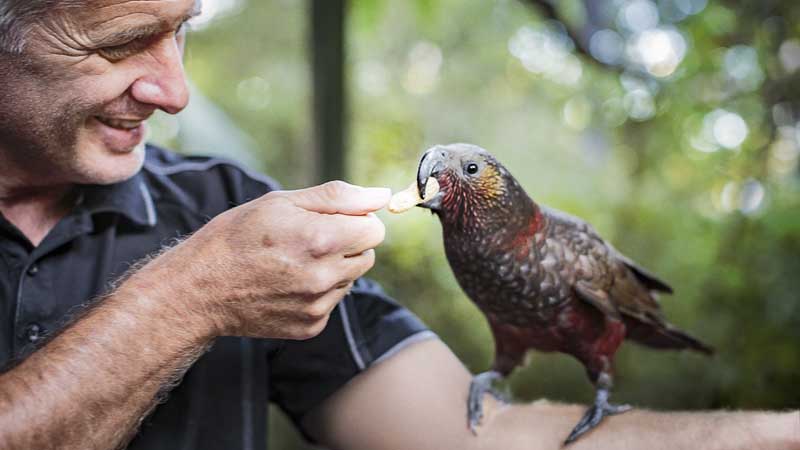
[304,339,800,450]
[0,181,391,450]
[0,277,213,449]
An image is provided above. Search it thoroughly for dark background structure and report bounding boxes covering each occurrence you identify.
[148,0,800,447]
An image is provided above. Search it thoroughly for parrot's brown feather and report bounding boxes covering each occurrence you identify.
[574,281,621,319]
[613,248,674,294]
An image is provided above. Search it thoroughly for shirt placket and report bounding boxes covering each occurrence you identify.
[12,213,93,358]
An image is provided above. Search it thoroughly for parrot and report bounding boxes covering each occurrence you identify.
[414,143,713,445]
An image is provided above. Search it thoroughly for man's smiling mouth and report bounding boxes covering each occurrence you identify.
[95,116,146,130]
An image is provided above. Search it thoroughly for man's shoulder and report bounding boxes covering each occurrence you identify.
[140,144,281,216]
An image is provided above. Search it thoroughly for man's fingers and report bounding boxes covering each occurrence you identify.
[306,249,374,297]
[303,213,386,259]
[341,248,376,280]
[283,180,391,216]
[339,214,385,257]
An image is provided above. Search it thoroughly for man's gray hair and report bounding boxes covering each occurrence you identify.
[0,0,78,53]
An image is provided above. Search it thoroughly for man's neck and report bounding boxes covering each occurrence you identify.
[0,184,76,247]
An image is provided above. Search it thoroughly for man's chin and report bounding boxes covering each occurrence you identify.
[75,141,147,185]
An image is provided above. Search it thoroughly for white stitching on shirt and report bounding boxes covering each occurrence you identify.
[338,301,366,371]
[372,330,438,367]
[144,158,279,190]
[240,339,254,450]
[138,181,157,227]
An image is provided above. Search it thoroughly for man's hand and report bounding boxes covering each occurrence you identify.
[130,180,391,340]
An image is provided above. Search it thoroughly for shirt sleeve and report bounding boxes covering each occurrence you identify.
[267,277,436,436]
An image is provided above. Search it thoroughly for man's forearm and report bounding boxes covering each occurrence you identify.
[306,338,800,450]
[487,399,799,450]
[0,273,214,450]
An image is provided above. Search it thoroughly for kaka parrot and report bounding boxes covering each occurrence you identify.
[415,143,713,444]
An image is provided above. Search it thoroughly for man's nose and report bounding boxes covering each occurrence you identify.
[130,37,190,115]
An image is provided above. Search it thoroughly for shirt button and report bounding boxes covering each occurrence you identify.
[27,264,39,276]
[25,323,43,343]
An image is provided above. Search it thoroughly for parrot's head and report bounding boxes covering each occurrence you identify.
[416,143,519,220]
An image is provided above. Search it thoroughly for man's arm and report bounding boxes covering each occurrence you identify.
[0,181,391,450]
[0,277,213,449]
[304,338,800,450]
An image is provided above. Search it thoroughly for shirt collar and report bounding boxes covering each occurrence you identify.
[76,171,157,227]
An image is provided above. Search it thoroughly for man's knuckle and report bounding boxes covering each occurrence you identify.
[294,319,327,340]
[307,317,330,338]
[308,233,334,258]
[362,249,376,267]
[323,180,349,197]
[303,301,330,322]
[262,190,287,202]
[306,271,334,295]
[372,217,386,243]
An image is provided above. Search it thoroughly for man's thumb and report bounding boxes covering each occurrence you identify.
[285,181,391,215]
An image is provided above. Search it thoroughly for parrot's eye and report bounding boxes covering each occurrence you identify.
[465,162,479,175]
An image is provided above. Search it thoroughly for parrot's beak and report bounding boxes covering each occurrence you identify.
[417,148,446,197]
[417,148,446,211]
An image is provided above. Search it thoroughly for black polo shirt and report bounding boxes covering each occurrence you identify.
[0,145,433,449]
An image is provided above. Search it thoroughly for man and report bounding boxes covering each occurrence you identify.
[0,1,796,449]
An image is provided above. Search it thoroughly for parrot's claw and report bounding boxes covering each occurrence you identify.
[564,388,631,445]
[467,370,506,435]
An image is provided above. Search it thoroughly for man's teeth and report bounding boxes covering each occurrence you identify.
[97,117,142,130]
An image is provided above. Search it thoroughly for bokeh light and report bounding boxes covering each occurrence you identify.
[356,60,390,97]
[693,109,749,151]
[403,41,443,95]
[617,0,660,33]
[624,89,655,121]
[779,39,800,73]
[590,29,625,65]
[236,76,271,110]
[562,96,593,130]
[711,110,748,149]
[723,45,764,92]
[508,23,583,86]
[628,27,687,77]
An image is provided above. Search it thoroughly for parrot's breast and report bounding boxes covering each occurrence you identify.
[442,221,572,327]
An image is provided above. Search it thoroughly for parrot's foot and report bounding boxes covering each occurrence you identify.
[563,388,631,445]
[467,370,506,434]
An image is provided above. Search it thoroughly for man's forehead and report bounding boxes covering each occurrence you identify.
[82,0,201,12]
[69,0,201,26]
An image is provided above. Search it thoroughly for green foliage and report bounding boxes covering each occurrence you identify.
[150,0,800,447]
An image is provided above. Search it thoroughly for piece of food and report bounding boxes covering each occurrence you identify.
[388,177,439,213]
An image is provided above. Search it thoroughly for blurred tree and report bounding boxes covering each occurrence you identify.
[311,0,348,182]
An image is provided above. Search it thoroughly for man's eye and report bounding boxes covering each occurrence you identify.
[98,22,189,63]
[98,39,149,62]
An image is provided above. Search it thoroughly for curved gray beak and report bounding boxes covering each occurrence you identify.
[417,148,445,199]
[416,148,447,211]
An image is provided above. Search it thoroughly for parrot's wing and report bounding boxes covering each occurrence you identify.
[607,244,673,294]
[544,207,671,293]
[575,281,621,319]
[574,259,663,324]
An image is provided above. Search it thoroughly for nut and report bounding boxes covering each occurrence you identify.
[388,177,440,213]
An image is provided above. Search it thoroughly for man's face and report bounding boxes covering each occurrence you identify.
[0,0,200,186]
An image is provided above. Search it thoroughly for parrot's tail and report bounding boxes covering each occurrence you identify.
[625,319,715,356]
